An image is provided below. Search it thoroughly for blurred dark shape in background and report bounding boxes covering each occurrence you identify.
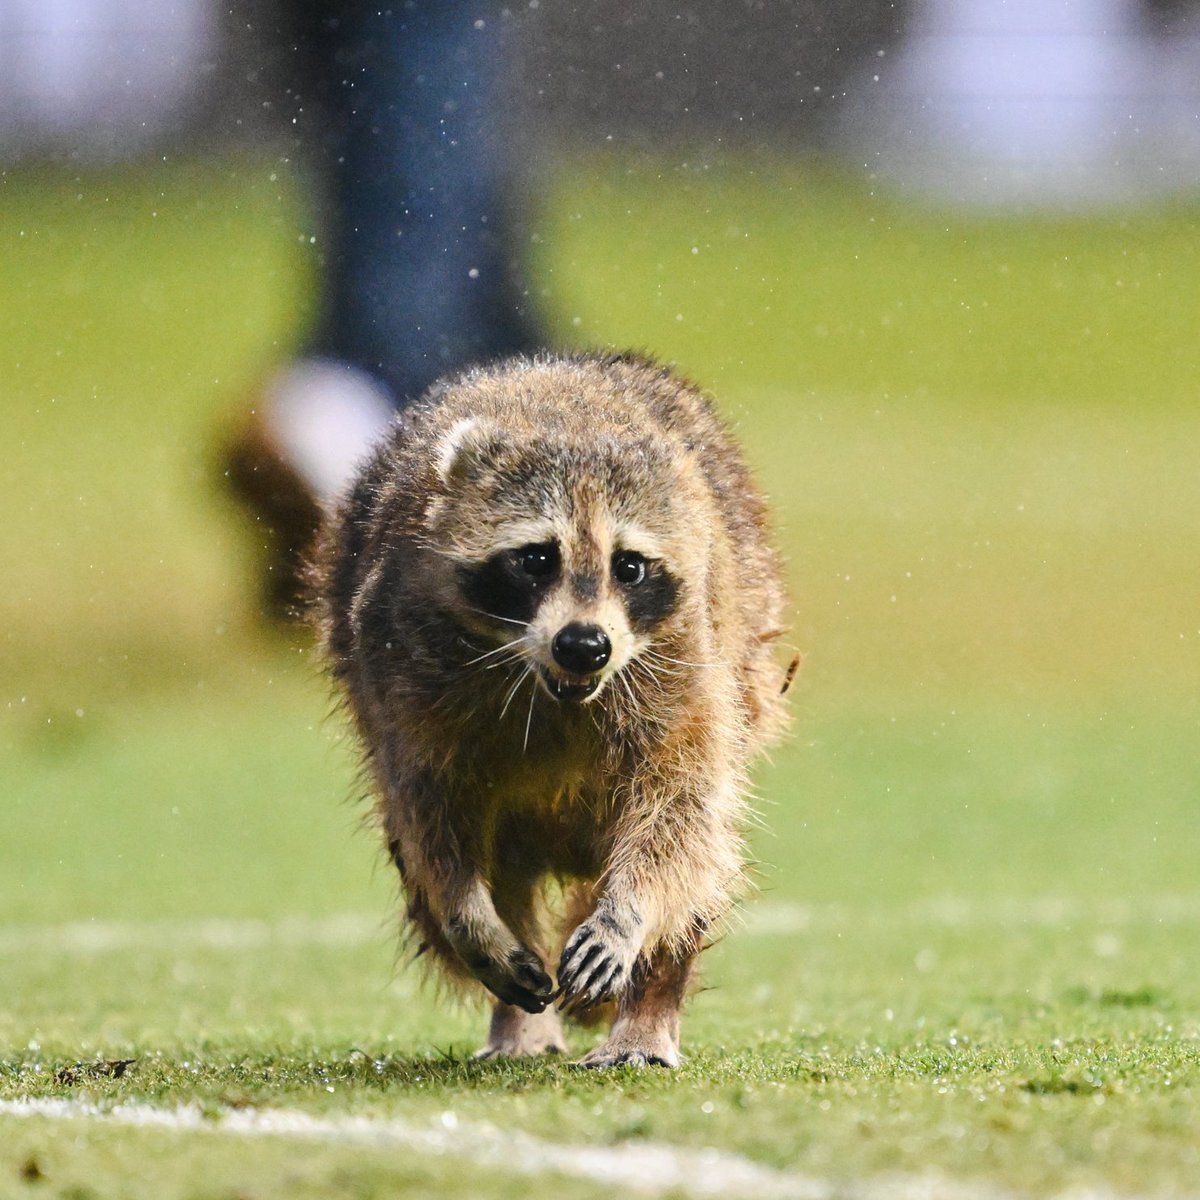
[3,1,1200,209]
[0,2,905,161]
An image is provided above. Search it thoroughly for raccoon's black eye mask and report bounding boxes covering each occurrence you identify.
[458,542,560,626]
[457,539,680,633]
[619,556,680,633]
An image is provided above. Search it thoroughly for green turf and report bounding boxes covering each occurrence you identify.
[2,157,1199,1198]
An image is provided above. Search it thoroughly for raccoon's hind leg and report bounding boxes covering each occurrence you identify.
[576,941,697,1069]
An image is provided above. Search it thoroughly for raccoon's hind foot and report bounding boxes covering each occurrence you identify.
[474,1002,569,1060]
[575,1026,680,1070]
[574,939,695,1069]
[556,899,644,1015]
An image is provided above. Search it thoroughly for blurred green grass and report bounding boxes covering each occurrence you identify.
[538,161,1200,408]
[3,156,1200,1198]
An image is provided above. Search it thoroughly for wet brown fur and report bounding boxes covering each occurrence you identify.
[313,352,790,1067]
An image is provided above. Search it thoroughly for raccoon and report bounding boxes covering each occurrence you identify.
[314,352,791,1067]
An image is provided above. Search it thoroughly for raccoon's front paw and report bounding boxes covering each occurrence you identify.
[557,907,643,1014]
[445,916,554,1013]
[474,948,555,1014]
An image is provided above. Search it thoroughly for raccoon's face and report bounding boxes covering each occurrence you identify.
[428,418,690,704]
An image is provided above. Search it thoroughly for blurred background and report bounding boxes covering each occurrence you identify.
[4,1,1200,196]
[3,0,1199,1030]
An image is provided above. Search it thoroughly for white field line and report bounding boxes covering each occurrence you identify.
[745,895,1200,935]
[0,1095,1125,1200]
[2,897,1199,958]
[0,912,383,956]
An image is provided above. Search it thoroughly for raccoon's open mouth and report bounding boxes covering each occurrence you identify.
[537,666,601,703]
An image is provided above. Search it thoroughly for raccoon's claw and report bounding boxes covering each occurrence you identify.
[556,917,637,1013]
[476,947,554,1014]
[448,923,554,1014]
[510,948,555,1001]
[576,1047,677,1069]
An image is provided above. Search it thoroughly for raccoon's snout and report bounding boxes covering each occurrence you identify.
[551,622,611,675]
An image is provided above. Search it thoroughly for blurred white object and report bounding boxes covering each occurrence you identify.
[843,0,1200,207]
[261,360,396,507]
[0,0,215,157]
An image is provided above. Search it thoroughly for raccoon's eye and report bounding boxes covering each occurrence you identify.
[515,542,560,579]
[612,550,648,586]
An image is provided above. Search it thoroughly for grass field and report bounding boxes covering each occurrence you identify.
[2,155,1200,1198]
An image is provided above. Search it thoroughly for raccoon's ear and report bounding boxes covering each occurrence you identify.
[435,417,496,485]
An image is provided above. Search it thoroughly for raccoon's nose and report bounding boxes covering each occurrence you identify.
[551,622,612,675]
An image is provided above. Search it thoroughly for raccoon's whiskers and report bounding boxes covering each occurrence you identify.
[618,672,640,715]
[465,606,529,629]
[499,664,532,721]
[462,636,528,668]
[622,660,675,733]
[644,648,726,670]
[522,676,538,754]
[483,653,528,676]
[628,656,669,693]
[484,652,529,672]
